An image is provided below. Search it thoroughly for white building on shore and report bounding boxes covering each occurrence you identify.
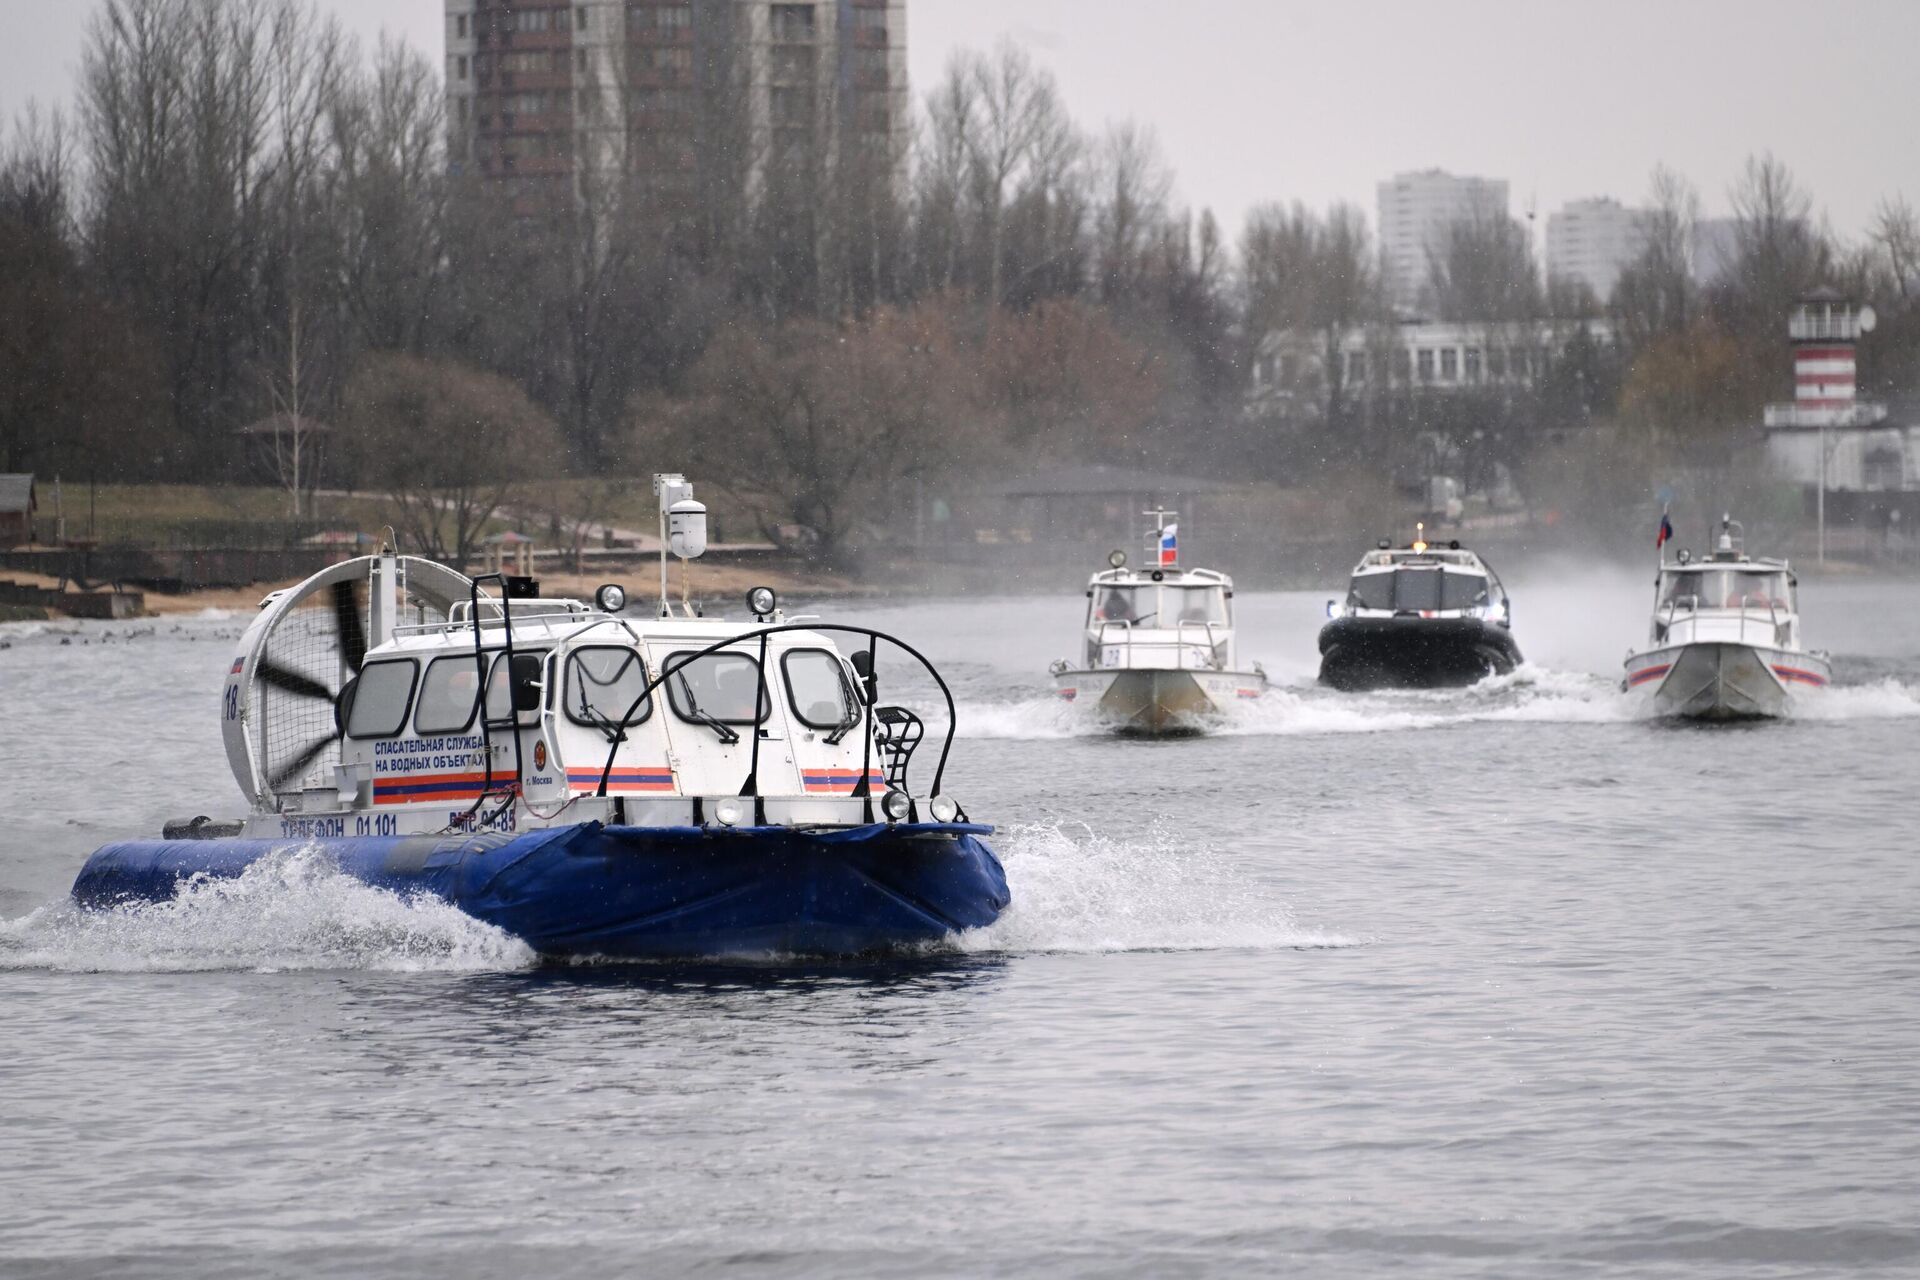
[1546,197,1652,303]
[1377,170,1509,313]
[1247,318,1615,417]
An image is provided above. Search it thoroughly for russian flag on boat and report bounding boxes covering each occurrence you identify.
[1159,523,1178,566]
[1657,511,1674,548]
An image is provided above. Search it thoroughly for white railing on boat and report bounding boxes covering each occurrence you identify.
[1657,597,1792,649]
[1094,619,1226,670]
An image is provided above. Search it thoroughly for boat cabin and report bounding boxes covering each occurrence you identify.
[1340,546,1509,622]
[1649,560,1800,649]
[231,582,958,842]
[1081,566,1237,671]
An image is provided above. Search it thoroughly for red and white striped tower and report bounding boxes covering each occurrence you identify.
[1788,288,1868,421]
[1766,289,1882,564]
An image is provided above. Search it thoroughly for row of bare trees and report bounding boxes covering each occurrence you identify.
[0,3,1238,564]
[4,0,1919,562]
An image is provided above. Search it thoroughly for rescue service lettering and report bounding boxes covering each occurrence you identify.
[372,735,487,775]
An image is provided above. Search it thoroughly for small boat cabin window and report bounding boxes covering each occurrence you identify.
[564,646,654,728]
[345,659,420,739]
[414,655,486,735]
[1168,585,1229,626]
[666,650,769,725]
[1349,569,1489,613]
[1660,569,1792,611]
[1092,584,1150,624]
[782,648,859,730]
[485,649,549,727]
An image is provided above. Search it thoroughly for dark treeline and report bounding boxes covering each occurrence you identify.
[0,0,1230,563]
[3,0,1918,563]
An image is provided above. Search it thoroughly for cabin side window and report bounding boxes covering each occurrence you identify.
[485,650,549,727]
[414,655,486,735]
[345,659,419,739]
[665,651,769,725]
[782,649,859,731]
[564,646,653,728]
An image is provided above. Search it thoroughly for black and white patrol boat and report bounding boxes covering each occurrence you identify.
[1318,529,1522,690]
[1048,509,1267,734]
[1623,515,1830,719]
[71,477,1008,957]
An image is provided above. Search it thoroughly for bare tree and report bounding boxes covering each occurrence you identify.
[1613,164,1700,349]
[914,66,974,292]
[1241,200,1381,427]
[82,0,277,473]
[331,37,445,354]
[1721,152,1831,337]
[1869,194,1920,304]
[255,0,345,516]
[1092,121,1170,304]
[341,354,561,569]
[948,42,1071,309]
[1426,210,1539,323]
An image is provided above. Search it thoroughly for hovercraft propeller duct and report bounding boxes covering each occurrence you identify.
[256,580,369,791]
[224,555,476,809]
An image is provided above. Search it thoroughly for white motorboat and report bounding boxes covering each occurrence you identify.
[1623,515,1830,720]
[1049,510,1267,734]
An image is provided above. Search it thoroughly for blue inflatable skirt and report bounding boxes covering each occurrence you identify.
[72,822,1010,958]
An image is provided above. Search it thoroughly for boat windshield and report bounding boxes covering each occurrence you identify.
[1168,586,1228,626]
[1089,583,1228,628]
[1348,568,1490,613]
[1092,585,1151,625]
[666,650,770,725]
[1660,569,1793,611]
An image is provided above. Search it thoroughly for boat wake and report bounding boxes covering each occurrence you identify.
[956,665,1635,740]
[0,847,536,974]
[1788,675,1920,720]
[947,822,1357,955]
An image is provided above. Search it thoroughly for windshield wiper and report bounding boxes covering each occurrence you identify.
[674,676,740,744]
[575,701,628,745]
[825,705,861,746]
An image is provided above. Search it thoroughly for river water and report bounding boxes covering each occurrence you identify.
[4,570,1918,1278]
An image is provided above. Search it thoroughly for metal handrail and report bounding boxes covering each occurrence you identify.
[462,573,526,824]
[1174,619,1225,670]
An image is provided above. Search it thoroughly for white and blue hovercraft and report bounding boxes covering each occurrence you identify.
[72,477,1008,958]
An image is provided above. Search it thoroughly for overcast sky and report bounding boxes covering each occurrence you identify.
[5,0,1916,245]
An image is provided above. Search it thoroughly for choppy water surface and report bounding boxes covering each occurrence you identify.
[4,573,1919,1278]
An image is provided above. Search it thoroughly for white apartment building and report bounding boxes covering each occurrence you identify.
[1546,197,1652,303]
[444,0,909,196]
[1376,169,1510,313]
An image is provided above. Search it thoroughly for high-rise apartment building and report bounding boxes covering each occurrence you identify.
[1545,197,1653,303]
[1376,169,1509,313]
[443,1,908,201]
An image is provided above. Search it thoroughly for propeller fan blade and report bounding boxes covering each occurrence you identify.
[332,579,368,673]
[269,734,335,791]
[255,659,334,702]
